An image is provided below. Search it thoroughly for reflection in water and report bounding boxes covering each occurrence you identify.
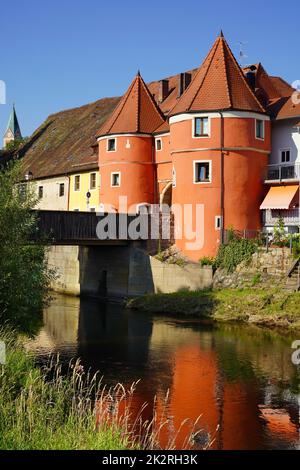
[26,294,300,450]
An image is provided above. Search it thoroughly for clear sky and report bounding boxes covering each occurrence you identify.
[0,0,298,141]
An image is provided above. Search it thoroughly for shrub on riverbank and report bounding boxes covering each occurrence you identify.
[0,164,55,334]
[126,288,300,331]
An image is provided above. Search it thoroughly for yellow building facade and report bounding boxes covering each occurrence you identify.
[69,171,100,212]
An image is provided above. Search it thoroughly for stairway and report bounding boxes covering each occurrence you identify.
[285,258,300,292]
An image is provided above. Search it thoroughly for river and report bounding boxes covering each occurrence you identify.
[25,294,300,450]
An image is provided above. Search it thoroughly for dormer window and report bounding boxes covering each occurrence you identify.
[255,119,265,140]
[194,117,209,137]
[107,138,116,152]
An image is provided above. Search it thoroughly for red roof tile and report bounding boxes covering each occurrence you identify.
[97,72,165,136]
[170,34,265,116]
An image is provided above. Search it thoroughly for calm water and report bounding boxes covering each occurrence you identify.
[25,294,300,450]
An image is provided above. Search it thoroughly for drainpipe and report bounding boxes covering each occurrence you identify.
[218,112,225,244]
[152,136,159,206]
[67,174,71,211]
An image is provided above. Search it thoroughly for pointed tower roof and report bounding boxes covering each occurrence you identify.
[97,73,166,137]
[170,34,265,116]
[5,104,22,137]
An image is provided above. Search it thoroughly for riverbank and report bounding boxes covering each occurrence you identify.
[0,329,130,450]
[126,288,300,331]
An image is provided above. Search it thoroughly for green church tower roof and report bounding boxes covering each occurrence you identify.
[5,104,22,139]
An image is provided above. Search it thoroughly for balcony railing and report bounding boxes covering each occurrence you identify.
[262,209,300,226]
[265,163,300,182]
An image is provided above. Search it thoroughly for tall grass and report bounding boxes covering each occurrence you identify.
[0,328,213,450]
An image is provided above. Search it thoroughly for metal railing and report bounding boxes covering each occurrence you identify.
[265,163,300,181]
[262,209,300,226]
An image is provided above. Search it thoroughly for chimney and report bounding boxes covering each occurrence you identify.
[158,79,169,102]
[178,72,192,97]
[245,65,257,90]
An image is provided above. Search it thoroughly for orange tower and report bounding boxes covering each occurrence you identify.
[168,32,271,260]
[97,72,165,213]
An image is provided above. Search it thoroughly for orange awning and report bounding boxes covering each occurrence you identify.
[260,185,299,210]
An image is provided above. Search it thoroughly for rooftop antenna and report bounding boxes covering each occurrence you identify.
[236,41,248,67]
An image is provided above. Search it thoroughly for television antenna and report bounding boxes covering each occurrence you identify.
[236,41,248,67]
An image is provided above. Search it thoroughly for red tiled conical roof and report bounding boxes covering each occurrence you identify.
[97,72,165,136]
[170,33,265,116]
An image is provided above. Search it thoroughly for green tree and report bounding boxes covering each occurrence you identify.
[0,163,54,333]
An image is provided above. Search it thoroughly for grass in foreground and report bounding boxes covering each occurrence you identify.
[0,329,128,450]
[126,288,300,331]
[0,328,210,450]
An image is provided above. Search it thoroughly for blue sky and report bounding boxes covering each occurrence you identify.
[0,0,298,140]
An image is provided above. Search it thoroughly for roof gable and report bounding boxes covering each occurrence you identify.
[170,33,265,116]
[98,72,165,136]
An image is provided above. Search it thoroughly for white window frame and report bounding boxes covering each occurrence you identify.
[89,172,97,190]
[107,138,117,152]
[255,119,265,141]
[193,160,212,184]
[192,116,210,139]
[279,148,291,163]
[215,215,222,230]
[155,138,163,151]
[74,174,80,192]
[111,171,121,187]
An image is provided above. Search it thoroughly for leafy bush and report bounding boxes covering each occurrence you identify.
[290,233,300,258]
[273,217,288,247]
[199,256,215,267]
[0,163,55,333]
[214,234,258,273]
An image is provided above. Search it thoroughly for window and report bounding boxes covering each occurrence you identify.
[111,172,120,187]
[18,183,27,201]
[90,172,97,190]
[38,186,43,199]
[90,207,96,212]
[215,215,222,230]
[194,161,211,183]
[74,175,80,191]
[256,119,264,140]
[281,149,291,163]
[194,117,209,137]
[73,208,80,212]
[59,183,65,197]
[156,139,162,151]
[107,138,116,152]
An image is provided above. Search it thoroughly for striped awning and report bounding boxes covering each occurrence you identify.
[260,185,299,210]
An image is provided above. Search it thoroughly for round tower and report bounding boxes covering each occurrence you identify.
[97,72,165,214]
[169,33,271,261]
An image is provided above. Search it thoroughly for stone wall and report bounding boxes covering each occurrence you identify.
[46,245,80,295]
[213,247,294,288]
[47,243,213,299]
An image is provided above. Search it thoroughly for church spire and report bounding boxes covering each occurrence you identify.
[3,104,22,148]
